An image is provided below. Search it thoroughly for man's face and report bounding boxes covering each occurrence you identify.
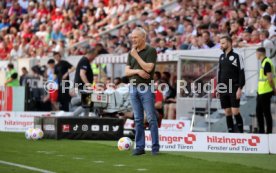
[202,33,210,42]
[54,54,61,61]
[220,39,229,51]
[114,79,120,85]
[159,40,165,47]
[242,32,251,41]
[260,33,266,41]
[141,14,147,21]
[22,69,27,74]
[251,31,259,41]
[215,13,221,20]
[48,63,55,69]
[260,18,267,28]
[131,30,145,48]
[256,51,262,60]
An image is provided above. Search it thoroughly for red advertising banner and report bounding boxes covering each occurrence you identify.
[0,87,13,111]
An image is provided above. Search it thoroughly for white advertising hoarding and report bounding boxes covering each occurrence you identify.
[159,120,190,132]
[124,119,190,132]
[269,134,276,154]
[0,112,50,132]
[145,131,269,154]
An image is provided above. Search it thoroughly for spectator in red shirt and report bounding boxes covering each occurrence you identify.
[230,19,244,37]
[37,3,49,17]
[22,26,33,40]
[20,15,32,32]
[29,35,44,49]
[60,17,73,36]
[51,8,64,23]
[250,30,261,44]
[0,42,11,60]
[4,36,13,51]
[238,30,251,46]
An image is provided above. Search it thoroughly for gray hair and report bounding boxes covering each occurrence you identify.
[133,27,147,38]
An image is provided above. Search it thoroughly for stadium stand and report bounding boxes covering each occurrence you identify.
[0,0,275,60]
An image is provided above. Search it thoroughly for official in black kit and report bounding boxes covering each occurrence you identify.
[74,47,98,90]
[53,48,75,111]
[70,47,99,117]
[218,36,245,133]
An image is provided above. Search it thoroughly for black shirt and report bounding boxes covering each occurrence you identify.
[218,49,245,88]
[262,58,272,75]
[206,40,215,48]
[74,57,93,89]
[20,74,27,86]
[54,60,73,83]
[126,45,157,85]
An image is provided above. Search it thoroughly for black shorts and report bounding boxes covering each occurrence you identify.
[219,87,240,109]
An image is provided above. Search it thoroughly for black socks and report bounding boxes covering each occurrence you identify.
[234,113,244,133]
[226,113,244,133]
[226,116,234,133]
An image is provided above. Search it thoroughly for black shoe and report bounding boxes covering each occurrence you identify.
[132,149,145,156]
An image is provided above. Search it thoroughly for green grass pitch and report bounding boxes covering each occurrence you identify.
[0,132,276,173]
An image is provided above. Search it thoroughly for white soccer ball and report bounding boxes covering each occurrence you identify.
[31,128,43,140]
[36,128,44,139]
[117,137,132,151]
[25,128,34,140]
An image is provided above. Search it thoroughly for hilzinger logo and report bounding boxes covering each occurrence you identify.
[184,134,196,144]
[207,136,261,146]
[146,133,197,145]
[161,121,187,131]
[176,122,185,129]
[248,136,260,146]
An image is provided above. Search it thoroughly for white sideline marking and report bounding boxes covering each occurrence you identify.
[0,160,56,173]
[36,151,56,155]
[93,160,104,163]
[137,168,148,171]
[72,157,84,160]
[113,164,125,167]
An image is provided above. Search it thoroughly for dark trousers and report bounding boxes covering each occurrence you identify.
[59,93,70,111]
[58,82,71,112]
[256,92,273,134]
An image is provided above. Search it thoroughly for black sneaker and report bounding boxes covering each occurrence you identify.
[132,149,145,156]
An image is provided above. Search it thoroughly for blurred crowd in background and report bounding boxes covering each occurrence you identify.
[0,0,275,60]
[0,0,171,60]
